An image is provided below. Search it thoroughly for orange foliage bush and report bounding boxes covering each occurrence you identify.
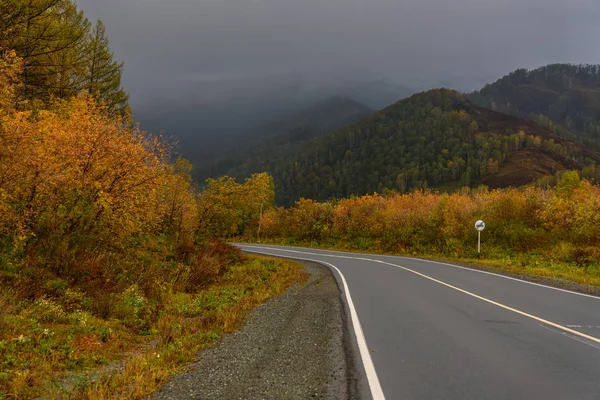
[0,54,199,282]
[259,175,600,259]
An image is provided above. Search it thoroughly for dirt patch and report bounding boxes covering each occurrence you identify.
[483,149,572,188]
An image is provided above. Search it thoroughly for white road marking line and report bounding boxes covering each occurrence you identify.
[241,244,600,300]
[566,325,600,329]
[240,245,600,347]
[242,249,386,400]
[374,259,600,346]
[392,256,600,301]
[540,324,600,351]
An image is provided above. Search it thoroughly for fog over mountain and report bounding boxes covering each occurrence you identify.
[76,0,600,164]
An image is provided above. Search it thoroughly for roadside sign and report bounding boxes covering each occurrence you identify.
[475,220,485,254]
[475,220,485,231]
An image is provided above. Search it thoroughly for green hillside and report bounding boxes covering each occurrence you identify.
[223,89,600,205]
[468,64,600,149]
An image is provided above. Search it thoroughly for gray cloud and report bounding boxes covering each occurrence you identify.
[76,0,600,127]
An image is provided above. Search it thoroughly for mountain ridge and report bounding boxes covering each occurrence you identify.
[232,95,373,151]
[197,95,373,181]
[135,77,416,167]
[219,88,600,205]
[468,63,600,149]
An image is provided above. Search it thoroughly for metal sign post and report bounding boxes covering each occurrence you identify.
[475,220,485,254]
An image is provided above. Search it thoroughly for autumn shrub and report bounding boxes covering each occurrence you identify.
[285,198,334,241]
[0,51,218,334]
[160,159,200,246]
[379,191,440,248]
[258,174,600,272]
[0,52,207,301]
[176,241,243,293]
[437,193,476,246]
[1,96,171,267]
[260,207,290,238]
[197,173,275,238]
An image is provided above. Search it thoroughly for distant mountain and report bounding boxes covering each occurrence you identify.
[197,96,373,180]
[468,64,600,148]
[133,75,417,167]
[220,89,600,205]
[234,96,373,150]
[339,79,417,110]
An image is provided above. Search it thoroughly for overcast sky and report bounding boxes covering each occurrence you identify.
[76,0,600,107]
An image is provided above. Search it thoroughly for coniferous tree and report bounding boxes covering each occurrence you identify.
[82,20,129,114]
[0,0,89,103]
[1,1,128,113]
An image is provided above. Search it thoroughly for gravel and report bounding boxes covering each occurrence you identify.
[151,261,359,400]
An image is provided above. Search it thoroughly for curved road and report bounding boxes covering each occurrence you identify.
[237,244,600,400]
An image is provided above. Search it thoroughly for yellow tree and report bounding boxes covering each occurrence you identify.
[197,173,275,238]
[0,50,23,242]
[160,158,199,245]
[0,92,170,271]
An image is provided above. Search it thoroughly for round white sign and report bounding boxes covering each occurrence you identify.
[475,220,485,231]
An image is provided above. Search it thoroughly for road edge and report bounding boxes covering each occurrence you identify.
[240,242,600,298]
[241,249,376,400]
[326,260,373,400]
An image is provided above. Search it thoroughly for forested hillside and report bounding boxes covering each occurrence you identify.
[198,96,372,180]
[223,89,600,205]
[468,64,600,150]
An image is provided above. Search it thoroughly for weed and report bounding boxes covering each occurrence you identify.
[0,250,305,399]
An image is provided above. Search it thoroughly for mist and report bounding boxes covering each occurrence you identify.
[75,0,600,163]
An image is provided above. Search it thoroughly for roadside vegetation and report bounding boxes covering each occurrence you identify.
[3,3,600,398]
[0,246,304,398]
[251,172,600,287]
[0,30,303,400]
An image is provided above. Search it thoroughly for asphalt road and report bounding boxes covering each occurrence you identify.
[237,244,600,400]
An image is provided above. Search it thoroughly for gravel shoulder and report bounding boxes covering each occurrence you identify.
[151,261,358,400]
